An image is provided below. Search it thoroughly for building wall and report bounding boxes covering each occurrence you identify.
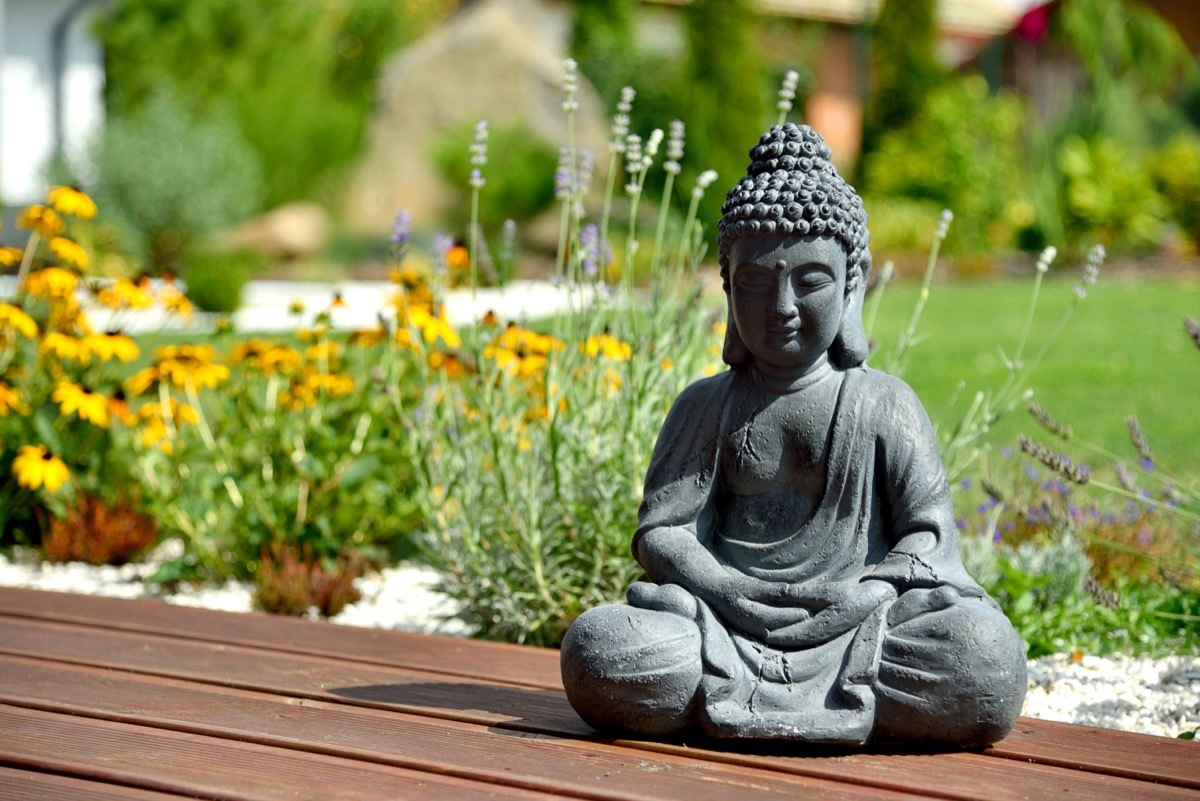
[0,0,105,208]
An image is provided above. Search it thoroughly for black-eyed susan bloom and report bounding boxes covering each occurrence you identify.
[53,381,110,427]
[12,445,70,492]
[82,331,139,363]
[47,186,97,219]
[151,344,230,390]
[582,332,632,361]
[0,303,38,339]
[0,247,22,268]
[159,285,193,321]
[0,381,23,416]
[96,278,153,310]
[16,204,65,237]
[408,305,462,349]
[24,267,79,300]
[48,237,88,269]
[39,331,88,363]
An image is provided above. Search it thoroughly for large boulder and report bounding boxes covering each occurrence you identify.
[343,0,610,233]
[225,202,332,261]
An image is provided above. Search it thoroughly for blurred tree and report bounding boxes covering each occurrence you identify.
[95,0,450,209]
[860,0,944,165]
[682,0,768,222]
[571,0,638,111]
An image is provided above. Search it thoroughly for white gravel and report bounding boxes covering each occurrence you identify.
[2,545,1197,740]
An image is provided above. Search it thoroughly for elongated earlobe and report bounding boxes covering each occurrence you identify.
[830,254,871,369]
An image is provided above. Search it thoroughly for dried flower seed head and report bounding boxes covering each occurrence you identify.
[645,128,663,162]
[1028,402,1072,440]
[936,209,954,240]
[1125,416,1153,465]
[1035,246,1057,274]
[777,69,800,114]
[1114,461,1138,493]
[665,120,685,175]
[469,120,488,189]
[1185,316,1200,350]
[562,58,579,112]
[1083,576,1120,610]
[1017,434,1091,485]
[1075,244,1104,299]
[610,87,636,153]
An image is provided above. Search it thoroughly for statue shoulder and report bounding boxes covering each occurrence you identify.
[847,366,932,430]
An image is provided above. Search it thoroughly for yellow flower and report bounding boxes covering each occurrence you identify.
[309,371,354,397]
[139,415,172,451]
[159,285,193,321]
[82,331,139,363]
[48,237,88,269]
[408,305,461,349]
[152,344,229,390]
[348,326,387,348]
[96,278,153,310]
[24,267,79,300]
[660,358,675,371]
[39,331,88,363]
[108,391,136,426]
[712,320,727,338]
[279,377,318,411]
[0,247,22,268]
[582,332,632,361]
[0,303,38,338]
[304,339,340,363]
[602,366,624,395]
[47,186,97,219]
[12,445,70,492]
[0,382,23,416]
[230,339,299,375]
[517,436,532,452]
[16,205,65,237]
[138,398,198,426]
[288,299,307,316]
[53,381,110,427]
[427,350,466,378]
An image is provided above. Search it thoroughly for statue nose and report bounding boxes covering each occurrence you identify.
[773,280,798,317]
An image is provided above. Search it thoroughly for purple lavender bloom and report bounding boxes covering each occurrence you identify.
[433,232,454,275]
[391,209,412,260]
[1140,458,1155,472]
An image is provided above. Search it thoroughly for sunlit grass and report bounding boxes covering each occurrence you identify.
[869,272,1200,482]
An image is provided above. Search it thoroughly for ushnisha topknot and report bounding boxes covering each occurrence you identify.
[717,123,869,279]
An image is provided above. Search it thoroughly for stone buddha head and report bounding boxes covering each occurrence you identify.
[717,123,872,372]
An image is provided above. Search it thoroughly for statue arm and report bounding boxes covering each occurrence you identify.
[864,375,982,593]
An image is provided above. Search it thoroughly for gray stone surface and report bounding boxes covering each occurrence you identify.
[560,124,1028,747]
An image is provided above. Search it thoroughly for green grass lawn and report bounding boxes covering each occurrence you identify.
[866,271,1200,485]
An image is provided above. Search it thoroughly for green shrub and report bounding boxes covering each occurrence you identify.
[92,89,263,274]
[182,249,265,314]
[95,0,447,208]
[434,121,559,227]
[860,75,1028,255]
[1054,136,1167,252]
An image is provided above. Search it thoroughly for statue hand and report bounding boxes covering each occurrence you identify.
[709,574,813,637]
[764,579,898,649]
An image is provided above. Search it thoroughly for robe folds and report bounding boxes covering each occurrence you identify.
[562,365,1026,745]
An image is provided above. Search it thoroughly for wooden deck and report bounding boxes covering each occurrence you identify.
[0,586,1196,801]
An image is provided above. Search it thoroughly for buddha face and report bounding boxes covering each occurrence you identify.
[728,234,847,377]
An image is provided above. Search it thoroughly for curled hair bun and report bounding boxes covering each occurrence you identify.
[718,123,868,278]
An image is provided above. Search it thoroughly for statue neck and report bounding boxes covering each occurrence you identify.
[748,356,834,394]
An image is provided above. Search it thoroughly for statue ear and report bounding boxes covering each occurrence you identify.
[831,252,871,369]
[721,305,749,366]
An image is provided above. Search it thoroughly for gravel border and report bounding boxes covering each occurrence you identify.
[2,546,1196,740]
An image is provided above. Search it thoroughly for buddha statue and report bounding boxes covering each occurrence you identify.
[560,123,1027,747]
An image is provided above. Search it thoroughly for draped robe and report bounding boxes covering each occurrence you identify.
[566,365,1024,745]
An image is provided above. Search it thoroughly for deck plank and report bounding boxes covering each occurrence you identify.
[0,655,929,801]
[0,586,563,689]
[2,588,1197,800]
[0,766,198,801]
[4,622,1197,800]
[0,704,564,801]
